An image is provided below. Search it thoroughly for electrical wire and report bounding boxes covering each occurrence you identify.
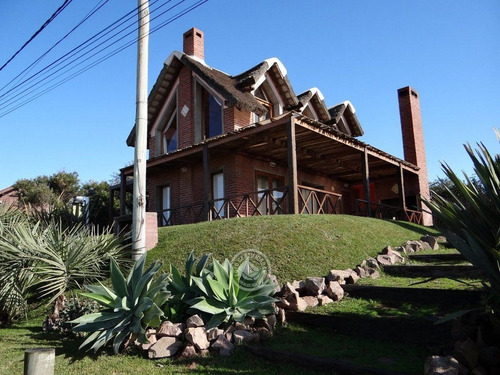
[0,0,208,118]
[0,0,181,109]
[0,0,73,72]
[0,0,110,95]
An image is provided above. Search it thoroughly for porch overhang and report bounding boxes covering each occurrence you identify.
[121,112,419,185]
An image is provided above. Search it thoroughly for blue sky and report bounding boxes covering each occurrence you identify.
[0,0,498,188]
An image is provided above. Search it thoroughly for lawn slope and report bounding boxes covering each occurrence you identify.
[148,214,439,283]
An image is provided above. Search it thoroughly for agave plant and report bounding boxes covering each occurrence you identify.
[425,139,500,307]
[71,255,170,354]
[166,251,210,320]
[187,257,278,329]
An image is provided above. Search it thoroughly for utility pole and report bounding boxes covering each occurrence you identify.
[132,0,149,261]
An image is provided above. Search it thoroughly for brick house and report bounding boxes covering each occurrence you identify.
[0,185,18,207]
[113,27,432,228]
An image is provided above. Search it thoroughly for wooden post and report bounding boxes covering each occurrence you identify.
[287,118,299,214]
[202,144,210,221]
[24,348,55,375]
[398,163,406,210]
[120,171,126,216]
[361,148,372,217]
[131,0,149,261]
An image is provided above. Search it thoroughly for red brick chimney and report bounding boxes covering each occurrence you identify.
[183,27,204,60]
[398,86,432,226]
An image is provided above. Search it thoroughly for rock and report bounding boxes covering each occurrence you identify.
[421,241,432,251]
[281,282,297,298]
[277,308,286,325]
[286,292,308,312]
[212,335,234,356]
[404,240,424,253]
[317,295,333,306]
[234,322,248,331]
[454,337,479,369]
[365,268,380,279]
[186,314,204,328]
[421,235,439,250]
[363,257,380,270]
[267,274,281,294]
[244,316,256,326]
[233,329,254,344]
[381,246,405,263]
[345,269,360,284]
[326,270,351,283]
[179,344,198,358]
[185,327,210,350]
[276,297,291,309]
[206,328,224,341]
[291,279,305,290]
[256,327,272,341]
[478,346,500,368]
[325,281,344,301]
[424,355,461,375]
[148,336,183,359]
[355,266,367,278]
[139,328,157,351]
[266,313,277,330]
[302,296,319,307]
[157,321,184,338]
[305,277,326,296]
[377,254,395,266]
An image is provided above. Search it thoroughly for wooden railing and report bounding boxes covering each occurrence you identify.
[297,185,342,214]
[355,199,423,224]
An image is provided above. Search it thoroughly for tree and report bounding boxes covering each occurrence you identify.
[13,171,113,227]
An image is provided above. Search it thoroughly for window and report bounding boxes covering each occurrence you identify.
[256,173,285,215]
[196,82,223,140]
[212,172,225,218]
[155,91,178,155]
[254,86,273,121]
[160,186,170,226]
[299,182,324,214]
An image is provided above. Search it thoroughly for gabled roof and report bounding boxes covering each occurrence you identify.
[127,52,363,146]
[326,101,364,137]
[127,52,269,147]
[296,88,330,123]
[234,58,299,109]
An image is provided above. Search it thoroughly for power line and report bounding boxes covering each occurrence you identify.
[0,0,110,95]
[0,0,170,107]
[0,0,208,118]
[0,0,74,72]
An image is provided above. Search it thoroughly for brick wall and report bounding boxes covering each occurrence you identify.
[183,28,204,60]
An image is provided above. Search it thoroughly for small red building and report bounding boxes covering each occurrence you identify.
[114,27,431,228]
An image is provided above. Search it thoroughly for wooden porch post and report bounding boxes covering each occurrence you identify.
[120,171,126,216]
[398,163,406,210]
[287,118,299,214]
[202,144,210,221]
[361,148,372,217]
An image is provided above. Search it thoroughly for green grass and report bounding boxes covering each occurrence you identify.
[149,215,440,283]
[0,215,450,375]
[309,296,441,319]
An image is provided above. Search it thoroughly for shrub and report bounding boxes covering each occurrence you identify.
[425,138,500,310]
[71,255,170,354]
[187,257,278,329]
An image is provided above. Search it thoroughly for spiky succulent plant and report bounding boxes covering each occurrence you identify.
[71,255,170,354]
[187,257,278,329]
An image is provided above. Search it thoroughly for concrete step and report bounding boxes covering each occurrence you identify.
[381,265,481,278]
[408,253,466,263]
[341,284,481,306]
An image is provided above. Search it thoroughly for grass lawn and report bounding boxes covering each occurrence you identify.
[149,214,440,283]
[0,215,460,375]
